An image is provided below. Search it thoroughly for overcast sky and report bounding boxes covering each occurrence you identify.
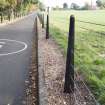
[40,0,97,7]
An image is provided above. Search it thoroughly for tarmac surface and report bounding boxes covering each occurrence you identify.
[0,13,36,105]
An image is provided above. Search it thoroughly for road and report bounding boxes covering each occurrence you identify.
[0,13,36,105]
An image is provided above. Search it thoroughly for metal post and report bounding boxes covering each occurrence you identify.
[46,14,49,39]
[1,13,3,23]
[64,15,75,93]
[47,7,49,14]
[35,17,38,90]
[8,10,11,21]
[35,17,38,39]
[14,10,16,19]
[35,17,38,57]
[8,13,11,21]
[42,14,44,28]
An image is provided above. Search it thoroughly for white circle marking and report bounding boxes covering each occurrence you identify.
[0,39,28,56]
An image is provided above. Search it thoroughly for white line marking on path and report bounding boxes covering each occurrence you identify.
[0,42,5,44]
[0,45,3,48]
[0,39,28,56]
[0,42,5,49]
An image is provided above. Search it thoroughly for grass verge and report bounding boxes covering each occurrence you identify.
[49,10,105,105]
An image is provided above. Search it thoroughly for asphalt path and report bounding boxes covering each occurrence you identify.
[0,13,36,105]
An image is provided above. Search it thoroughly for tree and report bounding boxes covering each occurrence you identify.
[5,0,17,19]
[23,0,38,4]
[6,0,17,9]
[0,0,7,9]
[96,0,102,7]
[0,0,38,16]
[31,0,38,4]
[81,2,90,10]
[39,1,45,11]
[70,3,80,10]
[96,0,105,8]
[63,3,68,9]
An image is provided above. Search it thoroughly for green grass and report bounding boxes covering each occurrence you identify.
[49,10,105,105]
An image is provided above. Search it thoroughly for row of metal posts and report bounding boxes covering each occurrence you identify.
[36,11,75,93]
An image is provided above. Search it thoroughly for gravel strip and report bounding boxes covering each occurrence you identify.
[38,28,72,105]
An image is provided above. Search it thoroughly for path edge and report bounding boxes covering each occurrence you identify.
[38,30,48,105]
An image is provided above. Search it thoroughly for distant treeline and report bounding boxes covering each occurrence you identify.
[39,0,105,11]
[0,0,38,13]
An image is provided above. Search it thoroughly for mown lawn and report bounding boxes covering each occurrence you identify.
[49,10,105,105]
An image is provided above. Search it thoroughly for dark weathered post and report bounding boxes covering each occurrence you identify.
[18,13,19,18]
[14,11,15,19]
[35,17,38,58]
[46,14,49,39]
[64,15,75,93]
[42,14,44,28]
[8,12,11,21]
[36,17,38,40]
[47,7,49,14]
[14,10,17,19]
[1,13,3,23]
[15,11,17,18]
